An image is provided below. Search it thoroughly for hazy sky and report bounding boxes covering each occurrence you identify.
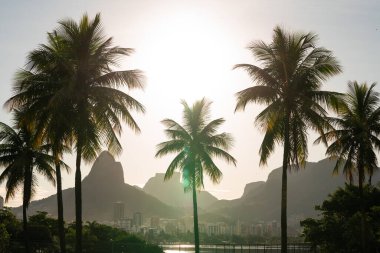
[1,0,379,206]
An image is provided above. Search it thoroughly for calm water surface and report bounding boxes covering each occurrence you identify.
[162,244,316,253]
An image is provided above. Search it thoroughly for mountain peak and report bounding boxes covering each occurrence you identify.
[154,172,181,181]
[84,150,124,186]
[16,151,181,221]
[98,150,115,161]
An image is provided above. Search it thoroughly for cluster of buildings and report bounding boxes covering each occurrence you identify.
[113,201,143,233]
[155,217,279,237]
[112,201,279,237]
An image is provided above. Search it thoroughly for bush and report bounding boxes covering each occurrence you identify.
[301,184,380,252]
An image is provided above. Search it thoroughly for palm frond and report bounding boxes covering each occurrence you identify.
[235,85,277,111]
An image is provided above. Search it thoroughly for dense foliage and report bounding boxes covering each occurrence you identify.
[0,208,163,253]
[301,184,380,252]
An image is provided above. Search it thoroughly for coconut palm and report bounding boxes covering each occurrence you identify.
[6,14,145,253]
[316,81,380,252]
[234,26,341,253]
[0,114,58,253]
[7,31,73,253]
[317,82,380,190]
[156,98,236,253]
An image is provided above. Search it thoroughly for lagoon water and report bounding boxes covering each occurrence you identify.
[162,244,317,253]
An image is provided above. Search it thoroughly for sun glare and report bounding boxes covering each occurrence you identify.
[137,11,231,105]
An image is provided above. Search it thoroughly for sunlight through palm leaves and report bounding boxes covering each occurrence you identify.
[156,98,236,253]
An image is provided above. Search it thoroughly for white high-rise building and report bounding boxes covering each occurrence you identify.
[113,202,125,223]
[0,195,4,209]
[133,212,143,227]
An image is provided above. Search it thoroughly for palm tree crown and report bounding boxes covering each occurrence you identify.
[7,13,145,159]
[0,116,57,204]
[235,26,342,167]
[318,81,380,184]
[156,98,236,188]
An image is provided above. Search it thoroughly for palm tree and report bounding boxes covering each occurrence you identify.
[0,113,57,253]
[156,98,236,253]
[316,81,380,252]
[6,31,74,253]
[57,14,145,253]
[6,14,145,253]
[234,26,341,253]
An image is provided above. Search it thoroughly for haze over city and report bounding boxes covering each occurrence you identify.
[1,0,379,207]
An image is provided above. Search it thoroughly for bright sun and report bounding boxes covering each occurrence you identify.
[136,10,233,105]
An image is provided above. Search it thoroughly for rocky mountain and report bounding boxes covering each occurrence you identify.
[13,151,181,221]
[209,158,380,225]
[143,172,218,210]
[242,181,265,198]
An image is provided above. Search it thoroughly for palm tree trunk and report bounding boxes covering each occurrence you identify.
[75,146,82,253]
[281,118,290,253]
[23,169,31,253]
[358,158,366,253]
[192,172,200,253]
[22,197,30,253]
[55,161,66,253]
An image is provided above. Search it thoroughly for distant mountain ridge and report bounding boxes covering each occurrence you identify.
[13,151,181,221]
[11,154,380,226]
[209,158,380,225]
[143,172,218,210]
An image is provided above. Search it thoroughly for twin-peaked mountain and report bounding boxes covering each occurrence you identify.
[13,151,181,221]
[12,152,380,224]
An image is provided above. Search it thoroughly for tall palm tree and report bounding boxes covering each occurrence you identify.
[234,26,341,253]
[156,98,236,253]
[7,31,73,253]
[6,14,145,253]
[0,113,58,253]
[316,81,380,252]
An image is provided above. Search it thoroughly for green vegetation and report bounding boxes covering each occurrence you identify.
[0,208,163,253]
[156,98,237,253]
[301,184,380,252]
[316,81,380,252]
[234,26,342,253]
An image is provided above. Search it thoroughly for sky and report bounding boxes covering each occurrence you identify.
[0,0,379,207]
